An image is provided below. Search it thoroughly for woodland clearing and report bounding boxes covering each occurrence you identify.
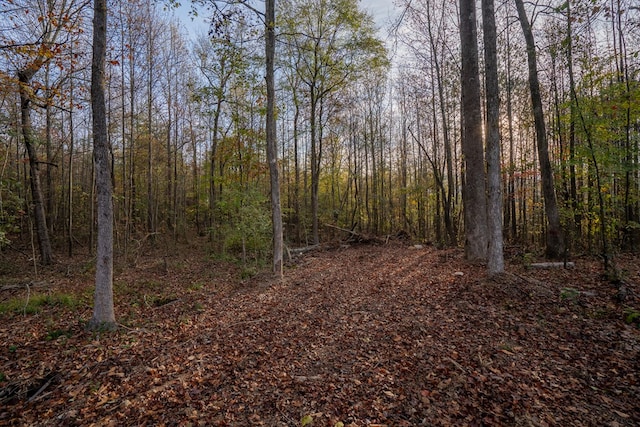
[0,240,639,426]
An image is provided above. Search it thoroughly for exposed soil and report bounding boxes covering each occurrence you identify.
[0,240,639,426]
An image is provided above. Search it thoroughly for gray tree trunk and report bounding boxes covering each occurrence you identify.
[482,0,504,274]
[18,64,54,265]
[459,0,488,261]
[88,0,116,331]
[266,0,283,276]
[515,0,564,259]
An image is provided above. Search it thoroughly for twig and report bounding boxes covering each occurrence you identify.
[23,282,30,316]
[0,281,48,292]
[117,323,151,334]
[324,223,358,235]
[446,356,466,373]
[228,317,270,327]
[152,298,181,309]
[29,214,38,278]
[27,374,58,403]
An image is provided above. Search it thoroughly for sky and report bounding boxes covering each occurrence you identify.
[173,0,400,41]
[360,0,398,32]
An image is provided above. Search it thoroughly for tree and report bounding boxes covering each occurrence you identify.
[397,0,462,245]
[7,0,83,264]
[193,22,243,230]
[482,0,503,274]
[18,62,54,265]
[459,0,488,261]
[280,0,386,244]
[198,0,283,274]
[514,0,564,259]
[88,0,116,331]
[265,0,283,275]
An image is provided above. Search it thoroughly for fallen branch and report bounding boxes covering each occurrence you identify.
[324,224,385,244]
[0,281,49,292]
[324,223,358,236]
[288,245,320,255]
[27,373,59,403]
[530,262,575,269]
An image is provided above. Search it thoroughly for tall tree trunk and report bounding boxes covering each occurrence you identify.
[293,96,302,245]
[482,0,504,274]
[505,26,517,241]
[566,1,581,244]
[209,102,222,231]
[459,0,488,261]
[310,90,321,244]
[426,3,457,245]
[148,14,156,235]
[266,0,283,276]
[88,0,116,331]
[18,68,54,265]
[45,66,54,235]
[68,68,75,257]
[515,0,564,258]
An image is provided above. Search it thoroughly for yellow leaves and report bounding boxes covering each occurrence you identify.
[301,414,314,426]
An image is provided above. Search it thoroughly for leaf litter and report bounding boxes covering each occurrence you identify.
[0,241,638,426]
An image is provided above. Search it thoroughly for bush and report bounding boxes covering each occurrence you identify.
[214,185,271,266]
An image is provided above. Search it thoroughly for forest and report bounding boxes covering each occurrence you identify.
[0,0,637,267]
[0,0,639,425]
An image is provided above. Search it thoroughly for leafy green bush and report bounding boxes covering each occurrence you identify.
[215,185,271,265]
[0,178,25,249]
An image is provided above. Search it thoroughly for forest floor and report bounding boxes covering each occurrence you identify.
[0,238,639,426]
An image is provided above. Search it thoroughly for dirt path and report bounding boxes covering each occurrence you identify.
[1,242,639,425]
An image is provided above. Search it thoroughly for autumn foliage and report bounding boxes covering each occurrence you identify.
[1,241,638,425]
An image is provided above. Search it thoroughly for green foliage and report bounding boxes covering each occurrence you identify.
[150,295,178,307]
[522,252,534,269]
[188,282,204,291]
[45,328,73,341]
[560,287,580,302]
[240,265,258,279]
[0,292,81,316]
[215,185,271,265]
[300,414,314,427]
[558,74,640,254]
[623,308,640,328]
[0,178,25,249]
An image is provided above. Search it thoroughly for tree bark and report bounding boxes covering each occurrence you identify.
[459,0,488,261]
[482,0,504,274]
[18,67,54,265]
[515,0,564,259]
[426,4,457,245]
[88,0,116,331]
[266,0,283,276]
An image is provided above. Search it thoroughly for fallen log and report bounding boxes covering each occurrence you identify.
[324,224,385,244]
[284,244,322,263]
[288,244,321,255]
[530,262,575,269]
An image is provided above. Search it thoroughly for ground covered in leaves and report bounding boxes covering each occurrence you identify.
[0,240,639,426]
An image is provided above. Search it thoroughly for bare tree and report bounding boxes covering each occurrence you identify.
[88,0,116,331]
[460,0,488,261]
[514,0,564,258]
[9,0,84,264]
[482,0,504,274]
[265,0,283,275]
